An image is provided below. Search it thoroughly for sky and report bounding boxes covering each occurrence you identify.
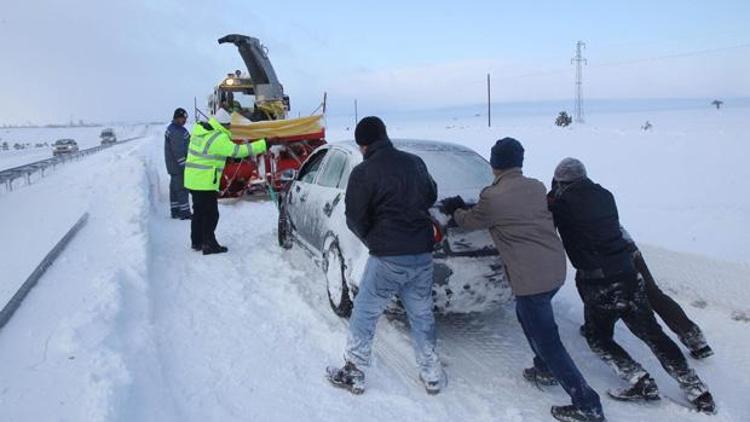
[0,0,748,124]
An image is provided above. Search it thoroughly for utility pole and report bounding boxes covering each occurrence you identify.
[487,73,491,127]
[571,41,587,123]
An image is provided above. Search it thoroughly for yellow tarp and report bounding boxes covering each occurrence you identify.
[230,113,324,140]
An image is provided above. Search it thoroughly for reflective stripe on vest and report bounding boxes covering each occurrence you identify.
[185,162,216,170]
[188,147,225,161]
[202,132,223,154]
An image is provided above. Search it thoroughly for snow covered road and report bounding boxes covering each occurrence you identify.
[1,113,749,421]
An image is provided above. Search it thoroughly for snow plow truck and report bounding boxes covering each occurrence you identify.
[204,34,326,199]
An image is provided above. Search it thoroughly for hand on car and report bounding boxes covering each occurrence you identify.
[440,195,467,216]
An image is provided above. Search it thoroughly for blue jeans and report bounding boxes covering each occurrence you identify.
[345,254,442,382]
[516,288,602,413]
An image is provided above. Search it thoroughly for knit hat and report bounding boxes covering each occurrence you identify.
[554,157,587,182]
[173,107,188,120]
[355,116,388,146]
[490,137,524,170]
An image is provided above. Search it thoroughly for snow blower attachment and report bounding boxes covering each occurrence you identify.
[207,34,327,199]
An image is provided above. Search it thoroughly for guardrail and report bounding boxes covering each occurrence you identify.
[0,136,144,192]
[0,213,89,331]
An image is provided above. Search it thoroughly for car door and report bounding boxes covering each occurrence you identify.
[286,148,328,249]
[304,149,349,252]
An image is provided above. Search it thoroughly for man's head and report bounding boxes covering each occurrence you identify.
[553,157,587,183]
[173,108,188,126]
[355,116,388,154]
[490,137,524,174]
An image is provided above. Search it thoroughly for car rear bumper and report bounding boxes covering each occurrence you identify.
[431,255,511,314]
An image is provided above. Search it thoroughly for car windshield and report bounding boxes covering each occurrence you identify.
[55,139,72,145]
[406,149,494,198]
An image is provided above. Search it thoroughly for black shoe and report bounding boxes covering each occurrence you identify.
[691,391,716,414]
[690,345,714,360]
[191,244,202,251]
[523,366,559,386]
[607,375,660,402]
[202,244,228,255]
[179,214,192,220]
[551,405,605,422]
[326,362,365,395]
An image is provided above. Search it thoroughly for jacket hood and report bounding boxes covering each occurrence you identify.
[191,118,232,137]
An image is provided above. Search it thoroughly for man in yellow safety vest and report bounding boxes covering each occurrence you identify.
[184,116,267,254]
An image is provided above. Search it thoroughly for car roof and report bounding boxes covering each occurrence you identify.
[330,138,478,154]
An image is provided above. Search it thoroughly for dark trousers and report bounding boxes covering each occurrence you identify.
[190,190,219,247]
[577,272,707,399]
[634,252,706,350]
[169,173,191,217]
[516,289,602,413]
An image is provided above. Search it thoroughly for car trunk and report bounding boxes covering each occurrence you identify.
[403,146,499,258]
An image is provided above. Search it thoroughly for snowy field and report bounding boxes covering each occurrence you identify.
[0,107,748,421]
[0,125,147,171]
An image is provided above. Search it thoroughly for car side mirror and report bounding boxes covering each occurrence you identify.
[280,169,298,182]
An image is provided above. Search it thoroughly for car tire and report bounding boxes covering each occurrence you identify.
[277,206,293,250]
[323,241,353,318]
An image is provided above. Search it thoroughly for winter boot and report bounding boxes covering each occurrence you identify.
[191,243,202,251]
[202,244,229,255]
[607,374,660,402]
[679,327,714,360]
[523,366,559,386]
[326,361,365,395]
[550,405,606,422]
[179,213,192,220]
[690,391,716,414]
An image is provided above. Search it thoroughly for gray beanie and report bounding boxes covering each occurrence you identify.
[554,157,587,182]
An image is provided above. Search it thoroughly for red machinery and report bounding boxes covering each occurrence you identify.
[219,114,326,198]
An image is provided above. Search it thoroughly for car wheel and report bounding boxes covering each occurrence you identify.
[277,206,293,250]
[324,241,353,318]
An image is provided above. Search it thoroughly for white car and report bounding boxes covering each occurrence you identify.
[277,139,511,317]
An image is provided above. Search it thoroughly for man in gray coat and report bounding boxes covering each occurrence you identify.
[441,138,604,422]
[164,108,191,219]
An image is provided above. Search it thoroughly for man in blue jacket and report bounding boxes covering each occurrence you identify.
[164,108,191,219]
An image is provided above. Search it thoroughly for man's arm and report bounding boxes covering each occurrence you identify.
[171,128,190,168]
[344,166,372,244]
[453,188,494,230]
[418,158,438,207]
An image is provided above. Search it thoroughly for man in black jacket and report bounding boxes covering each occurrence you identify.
[548,157,716,414]
[326,117,443,395]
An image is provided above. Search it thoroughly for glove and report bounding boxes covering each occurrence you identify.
[440,195,466,216]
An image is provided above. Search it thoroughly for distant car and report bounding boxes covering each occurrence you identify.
[100,128,117,145]
[277,139,511,317]
[52,139,79,156]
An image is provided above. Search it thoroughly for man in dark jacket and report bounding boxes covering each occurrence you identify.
[548,157,716,414]
[326,117,443,395]
[164,108,191,219]
[442,139,604,422]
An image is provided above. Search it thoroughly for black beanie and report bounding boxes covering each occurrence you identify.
[490,137,524,170]
[355,116,388,146]
[173,108,188,120]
